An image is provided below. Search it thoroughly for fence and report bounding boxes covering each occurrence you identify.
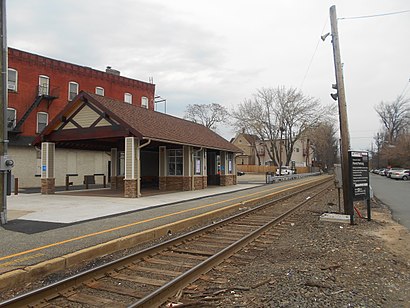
[236,164,310,174]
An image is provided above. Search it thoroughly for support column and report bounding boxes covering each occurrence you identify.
[158,146,166,191]
[183,145,191,191]
[110,148,118,190]
[40,142,55,194]
[124,137,140,198]
[220,151,227,175]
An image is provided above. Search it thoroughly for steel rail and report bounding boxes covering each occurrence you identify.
[128,181,332,307]
[0,177,331,308]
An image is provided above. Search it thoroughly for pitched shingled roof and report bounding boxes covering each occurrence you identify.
[35,91,240,153]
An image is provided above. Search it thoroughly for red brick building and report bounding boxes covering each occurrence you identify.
[7,47,155,140]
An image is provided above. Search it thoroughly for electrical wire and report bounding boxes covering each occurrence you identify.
[338,9,410,20]
[399,78,410,98]
[299,18,328,90]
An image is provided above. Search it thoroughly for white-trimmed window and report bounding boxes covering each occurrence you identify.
[141,96,148,109]
[37,112,48,133]
[38,75,50,95]
[194,150,202,175]
[95,86,104,96]
[68,81,79,101]
[7,108,16,129]
[227,153,233,174]
[124,93,132,104]
[8,68,18,91]
[168,149,183,176]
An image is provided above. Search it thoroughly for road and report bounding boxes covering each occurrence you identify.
[370,173,410,230]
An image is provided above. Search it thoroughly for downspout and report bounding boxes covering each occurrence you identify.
[136,139,151,197]
[191,147,203,191]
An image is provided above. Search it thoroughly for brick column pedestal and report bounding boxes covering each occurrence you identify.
[124,179,138,198]
[41,178,55,194]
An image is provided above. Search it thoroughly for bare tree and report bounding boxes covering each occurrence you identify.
[232,88,281,165]
[306,122,339,170]
[274,86,333,165]
[232,86,332,166]
[184,103,229,130]
[374,96,410,144]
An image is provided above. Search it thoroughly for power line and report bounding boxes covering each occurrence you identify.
[299,18,328,90]
[399,78,410,98]
[338,9,410,20]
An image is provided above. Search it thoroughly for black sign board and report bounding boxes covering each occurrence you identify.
[348,151,370,201]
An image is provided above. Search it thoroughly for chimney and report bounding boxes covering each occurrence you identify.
[106,66,120,76]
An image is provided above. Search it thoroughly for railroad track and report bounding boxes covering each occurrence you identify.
[1,177,332,308]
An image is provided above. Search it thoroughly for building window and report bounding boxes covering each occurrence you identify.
[37,112,48,133]
[68,81,79,101]
[8,68,18,91]
[124,93,132,104]
[7,108,16,129]
[141,96,148,109]
[168,149,183,176]
[227,153,233,174]
[95,87,104,96]
[38,75,50,96]
[194,150,202,175]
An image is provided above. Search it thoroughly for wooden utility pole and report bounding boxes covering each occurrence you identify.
[329,5,353,220]
[0,0,7,225]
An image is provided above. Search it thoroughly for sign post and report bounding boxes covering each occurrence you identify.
[348,151,371,223]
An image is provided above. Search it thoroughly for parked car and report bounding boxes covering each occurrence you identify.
[387,167,402,178]
[237,171,245,176]
[275,167,294,176]
[379,168,387,176]
[390,169,410,180]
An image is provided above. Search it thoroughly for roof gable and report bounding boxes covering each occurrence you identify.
[34,91,240,153]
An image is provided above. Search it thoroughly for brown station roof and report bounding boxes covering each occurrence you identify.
[34,91,240,153]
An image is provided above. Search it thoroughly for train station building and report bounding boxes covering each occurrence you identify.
[33,91,240,197]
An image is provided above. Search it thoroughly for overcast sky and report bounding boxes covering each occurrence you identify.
[7,0,410,150]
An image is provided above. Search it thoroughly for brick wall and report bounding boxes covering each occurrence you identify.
[41,178,55,194]
[124,179,138,198]
[159,176,208,191]
[8,48,156,137]
[220,174,237,186]
[111,176,125,191]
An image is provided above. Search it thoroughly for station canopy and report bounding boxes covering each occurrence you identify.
[33,91,240,153]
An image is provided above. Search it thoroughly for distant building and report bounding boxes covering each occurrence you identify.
[231,131,314,168]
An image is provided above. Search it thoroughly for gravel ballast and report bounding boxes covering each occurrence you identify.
[175,187,410,307]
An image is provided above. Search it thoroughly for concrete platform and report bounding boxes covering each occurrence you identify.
[0,174,327,291]
[6,184,260,223]
[320,212,351,223]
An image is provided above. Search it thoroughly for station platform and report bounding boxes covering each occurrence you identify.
[6,183,262,224]
[0,174,325,289]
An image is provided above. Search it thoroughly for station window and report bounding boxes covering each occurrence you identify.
[227,153,233,174]
[124,93,132,104]
[141,96,148,109]
[194,150,202,175]
[68,81,79,101]
[37,112,48,133]
[38,75,50,96]
[7,108,16,129]
[95,87,104,96]
[168,149,183,176]
[8,68,18,91]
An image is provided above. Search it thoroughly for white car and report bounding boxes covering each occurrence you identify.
[275,167,294,176]
[390,169,409,180]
